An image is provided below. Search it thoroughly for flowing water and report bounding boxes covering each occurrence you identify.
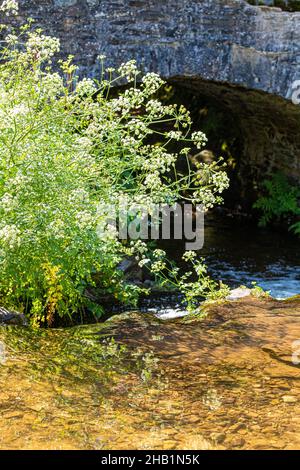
[0,216,300,450]
[1,297,300,450]
[162,212,300,300]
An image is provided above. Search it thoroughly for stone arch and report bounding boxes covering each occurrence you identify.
[13,0,300,189]
[165,76,300,207]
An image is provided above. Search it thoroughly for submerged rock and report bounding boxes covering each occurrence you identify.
[0,307,27,326]
[282,395,297,404]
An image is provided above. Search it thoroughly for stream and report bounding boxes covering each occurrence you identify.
[162,212,300,300]
[0,215,300,449]
[1,297,300,450]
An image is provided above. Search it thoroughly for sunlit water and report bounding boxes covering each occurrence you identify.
[1,297,300,450]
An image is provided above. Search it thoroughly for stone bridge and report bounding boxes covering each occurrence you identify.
[16,0,300,189]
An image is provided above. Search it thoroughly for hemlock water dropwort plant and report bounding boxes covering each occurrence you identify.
[0,1,229,325]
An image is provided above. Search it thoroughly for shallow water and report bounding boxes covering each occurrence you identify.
[0,215,299,449]
[1,298,300,450]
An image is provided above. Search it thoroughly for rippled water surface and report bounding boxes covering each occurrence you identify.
[0,215,300,449]
[1,297,300,450]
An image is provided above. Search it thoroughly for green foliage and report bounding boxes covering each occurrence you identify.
[250,282,271,298]
[138,249,230,311]
[0,2,229,324]
[253,173,300,234]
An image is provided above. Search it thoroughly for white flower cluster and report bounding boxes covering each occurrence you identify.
[211,171,230,193]
[0,193,15,213]
[105,67,115,74]
[153,249,166,259]
[68,188,89,204]
[145,99,164,118]
[75,136,93,152]
[5,34,18,45]
[0,0,18,15]
[0,224,20,249]
[131,193,156,211]
[144,171,162,190]
[26,33,60,61]
[130,240,148,256]
[6,173,29,189]
[121,136,139,148]
[138,258,151,268]
[118,60,139,82]
[40,73,64,99]
[142,72,164,96]
[102,222,119,241]
[151,260,166,273]
[75,211,94,229]
[84,115,118,141]
[180,147,191,156]
[110,92,163,117]
[127,118,150,138]
[193,188,222,210]
[76,78,97,97]
[10,103,29,117]
[192,131,208,149]
[167,130,183,141]
[85,121,101,138]
[182,251,197,262]
[142,146,176,174]
[110,96,131,114]
[123,88,144,108]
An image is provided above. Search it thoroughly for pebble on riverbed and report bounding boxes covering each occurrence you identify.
[282,395,297,403]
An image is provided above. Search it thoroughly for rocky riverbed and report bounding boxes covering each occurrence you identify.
[1,295,300,449]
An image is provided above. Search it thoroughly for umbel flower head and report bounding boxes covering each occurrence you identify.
[0,0,18,16]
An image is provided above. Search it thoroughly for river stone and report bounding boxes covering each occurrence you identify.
[210,432,226,444]
[0,307,27,326]
[226,287,252,301]
[282,395,297,403]
[231,437,246,448]
[117,257,143,282]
